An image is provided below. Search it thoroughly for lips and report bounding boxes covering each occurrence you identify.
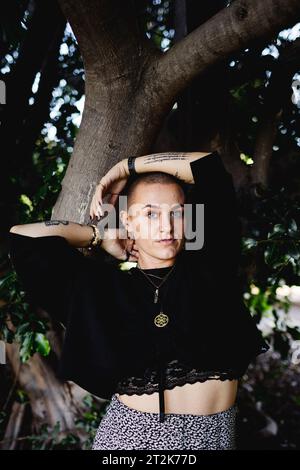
[158,238,174,245]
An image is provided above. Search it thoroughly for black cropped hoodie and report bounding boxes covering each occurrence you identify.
[8,151,270,423]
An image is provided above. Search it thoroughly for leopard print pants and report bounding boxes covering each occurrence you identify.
[92,393,238,450]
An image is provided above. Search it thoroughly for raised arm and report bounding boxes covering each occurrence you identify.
[90,151,212,220]
[120,151,241,277]
[91,151,241,274]
[122,151,213,184]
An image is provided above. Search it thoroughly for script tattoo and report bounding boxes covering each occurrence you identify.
[143,153,188,165]
[44,220,70,226]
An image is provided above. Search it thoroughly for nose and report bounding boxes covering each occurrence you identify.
[159,211,173,236]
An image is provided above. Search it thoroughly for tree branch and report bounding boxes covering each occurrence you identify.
[152,0,300,105]
[251,37,300,188]
[58,0,159,84]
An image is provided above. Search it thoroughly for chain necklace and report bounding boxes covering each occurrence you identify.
[136,262,177,424]
[136,262,177,328]
[137,263,176,304]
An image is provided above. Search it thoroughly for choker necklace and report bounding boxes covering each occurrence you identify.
[139,267,172,282]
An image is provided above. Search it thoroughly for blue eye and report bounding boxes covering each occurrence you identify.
[171,210,183,218]
[147,212,158,219]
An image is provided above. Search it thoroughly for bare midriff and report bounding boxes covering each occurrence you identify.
[115,378,239,415]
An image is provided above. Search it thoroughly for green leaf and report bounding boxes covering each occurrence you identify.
[267,224,285,239]
[243,238,258,250]
[288,218,297,233]
[34,333,50,356]
[19,331,34,362]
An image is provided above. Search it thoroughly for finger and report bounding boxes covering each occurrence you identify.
[92,195,102,218]
[97,183,104,206]
[132,246,139,255]
[109,193,119,207]
[91,205,99,221]
[91,202,98,220]
[89,200,95,219]
[94,198,102,213]
[90,202,95,219]
[91,197,98,219]
[96,193,103,216]
[95,202,102,218]
[90,207,96,220]
[97,204,103,218]
[98,196,103,210]
[125,241,134,254]
[129,245,139,254]
[123,249,137,262]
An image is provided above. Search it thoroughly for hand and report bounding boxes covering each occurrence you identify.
[100,227,139,262]
[90,160,128,220]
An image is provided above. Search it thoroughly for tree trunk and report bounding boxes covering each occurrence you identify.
[2,342,90,449]
[54,0,300,225]
[2,401,26,450]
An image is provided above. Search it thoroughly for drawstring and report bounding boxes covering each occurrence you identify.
[158,359,165,423]
[155,341,166,423]
[136,263,178,424]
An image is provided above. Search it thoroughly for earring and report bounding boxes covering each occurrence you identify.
[127,228,135,240]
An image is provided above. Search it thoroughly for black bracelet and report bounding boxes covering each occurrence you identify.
[128,156,137,176]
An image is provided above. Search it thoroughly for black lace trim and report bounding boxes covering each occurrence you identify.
[115,358,241,395]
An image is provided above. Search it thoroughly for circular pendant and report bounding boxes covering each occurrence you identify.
[154,312,169,327]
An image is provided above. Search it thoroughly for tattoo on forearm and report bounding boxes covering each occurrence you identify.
[44,220,70,226]
[143,153,188,165]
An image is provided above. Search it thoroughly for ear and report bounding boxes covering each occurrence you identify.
[120,210,129,231]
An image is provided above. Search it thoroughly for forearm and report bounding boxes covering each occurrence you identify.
[123,151,212,184]
[9,220,94,248]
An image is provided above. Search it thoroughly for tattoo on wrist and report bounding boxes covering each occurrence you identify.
[44,220,70,226]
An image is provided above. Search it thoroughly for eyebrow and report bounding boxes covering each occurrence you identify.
[142,204,184,209]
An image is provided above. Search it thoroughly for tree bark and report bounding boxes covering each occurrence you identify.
[1,401,26,450]
[5,342,90,442]
[54,0,300,225]
[155,0,300,104]
[251,38,300,189]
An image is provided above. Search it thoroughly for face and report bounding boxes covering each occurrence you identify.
[120,182,186,266]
